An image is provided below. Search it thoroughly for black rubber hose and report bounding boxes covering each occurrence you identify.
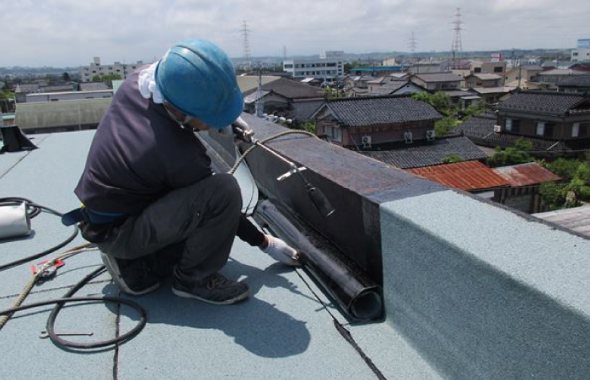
[0,266,147,349]
[0,197,79,272]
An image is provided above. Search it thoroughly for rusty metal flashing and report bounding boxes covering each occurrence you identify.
[202,114,447,285]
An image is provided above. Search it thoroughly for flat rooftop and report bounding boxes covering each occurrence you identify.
[2,124,590,380]
[0,131,443,380]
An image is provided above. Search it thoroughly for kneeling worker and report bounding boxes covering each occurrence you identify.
[70,39,298,305]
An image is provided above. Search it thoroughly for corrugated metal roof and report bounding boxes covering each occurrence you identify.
[406,161,510,190]
[493,162,561,187]
[533,205,590,238]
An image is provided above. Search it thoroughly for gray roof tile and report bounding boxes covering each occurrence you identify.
[325,95,442,127]
[497,91,590,116]
[358,136,488,169]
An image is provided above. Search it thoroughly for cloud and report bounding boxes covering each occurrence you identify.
[0,0,588,66]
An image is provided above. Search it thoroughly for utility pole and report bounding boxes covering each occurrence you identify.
[255,71,264,118]
[241,20,252,72]
[451,8,464,70]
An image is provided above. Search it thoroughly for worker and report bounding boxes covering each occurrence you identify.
[69,39,299,305]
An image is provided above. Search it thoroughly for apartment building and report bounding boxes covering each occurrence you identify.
[80,57,145,82]
[283,51,344,79]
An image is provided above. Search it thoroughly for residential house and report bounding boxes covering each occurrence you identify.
[535,69,587,87]
[410,72,462,91]
[408,62,443,74]
[557,75,590,93]
[497,92,590,141]
[454,94,590,158]
[15,83,40,103]
[504,65,543,85]
[242,78,324,123]
[366,76,424,96]
[470,61,507,84]
[469,86,515,104]
[406,161,560,213]
[311,95,442,147]
[465,73,503,88]
[492,162,561,213]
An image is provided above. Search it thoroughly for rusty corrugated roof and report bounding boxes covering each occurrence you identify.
[493,162,561,187]
[406,161,510,191]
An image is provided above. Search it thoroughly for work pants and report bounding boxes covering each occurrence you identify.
[97,174,255,281]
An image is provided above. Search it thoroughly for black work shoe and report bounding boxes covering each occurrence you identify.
[100,252,160,296]
[171,272,249,305]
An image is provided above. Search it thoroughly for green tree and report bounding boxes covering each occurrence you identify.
[301,121,317,134]
[0,90,16,113]
[62,72,71,82]
[463,100,488,118]
[434,116,457,138]
[487,138,534,167]
[91,73,122,88]
[442,154,464,164]
[539,158,590,210]
[412,91,455,117]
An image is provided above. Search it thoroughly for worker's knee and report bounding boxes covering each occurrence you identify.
[209,174,242,213]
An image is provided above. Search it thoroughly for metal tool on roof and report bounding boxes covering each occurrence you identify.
[228,120,382,321]
[231,120,335,218]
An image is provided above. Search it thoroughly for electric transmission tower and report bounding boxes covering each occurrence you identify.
[241,20,252,71]
[451,8,464,69]
[408,31,417,62]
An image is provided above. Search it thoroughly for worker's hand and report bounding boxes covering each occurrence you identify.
[231,117,254,143]
[261,235,301,266]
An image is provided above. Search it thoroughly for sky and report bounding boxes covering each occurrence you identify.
[1,0,590,67]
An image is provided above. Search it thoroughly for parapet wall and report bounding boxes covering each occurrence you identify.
[204,114,590,380]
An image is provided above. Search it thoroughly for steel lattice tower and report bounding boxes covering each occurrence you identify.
[408,31,417,61]
[241,20,252,70]
[451,8,463,69]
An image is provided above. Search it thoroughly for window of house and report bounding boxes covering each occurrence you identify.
[494,67,504,73]
[536,122,545,136]
[572,123,580,137]
[545,122,554,137]
[474,67,481,73]
[284,64,293,68]
[579,123,589,137]
[506,118,513,131]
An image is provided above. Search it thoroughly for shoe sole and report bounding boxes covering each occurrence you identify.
[171,286,249,305]
[100,252,160,296]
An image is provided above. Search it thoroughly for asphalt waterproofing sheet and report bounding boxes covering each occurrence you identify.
[0,130,442,380]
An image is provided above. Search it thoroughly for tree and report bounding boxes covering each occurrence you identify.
[301,121,317,135]
[412,91,455,117]
[0,90,16,113]
[487,138,534,167]
[443,154,464,164]
[539,158,590,210]
[62,72,71,82]
[434,116,457,138]
[91,74,122,88]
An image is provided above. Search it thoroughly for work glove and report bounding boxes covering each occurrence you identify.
[262,235,301,266]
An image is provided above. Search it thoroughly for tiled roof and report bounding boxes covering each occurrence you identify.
[244,90,271,104]
[367,81,409,96]
[358,136,488,169]
[444,90,474,98]
[453,113,590,151]
[243,78,324,100]
[497,92,590,116]
[471,73,502,81]
[471,86,515,95]
[558,75,590,87]
[493,162,560,187]
[406,161,510,190]
[41,85,76,93]
[289,99,325,121]
[324,95,442,127]
[413,72,462,83]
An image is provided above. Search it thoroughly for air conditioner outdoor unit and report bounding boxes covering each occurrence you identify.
[361,135,372,148]
[494,124,502,133]
[426,130,436,141]
[404,132,413,144]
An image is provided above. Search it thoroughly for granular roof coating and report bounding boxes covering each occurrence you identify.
[406,161,510,190]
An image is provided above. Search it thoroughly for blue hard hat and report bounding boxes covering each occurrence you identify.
[155,39,243,129]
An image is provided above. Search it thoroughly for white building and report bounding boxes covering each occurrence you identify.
[283,52,344,80]
[80,57,145,82]
[571,39,590,62]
